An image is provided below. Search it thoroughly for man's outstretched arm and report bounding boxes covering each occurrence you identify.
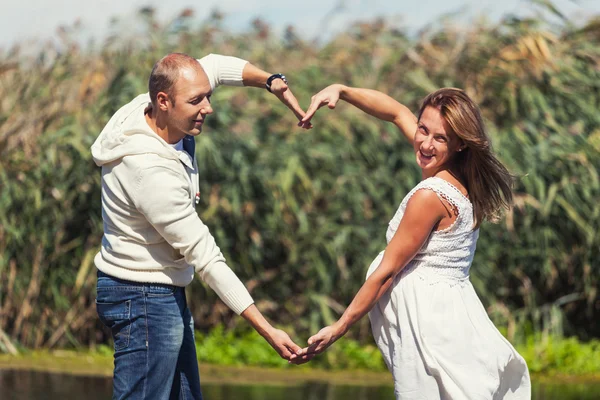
[198,53,310,127]
[244,63,308,125]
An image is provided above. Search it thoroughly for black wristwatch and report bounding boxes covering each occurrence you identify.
[265,73,288,92]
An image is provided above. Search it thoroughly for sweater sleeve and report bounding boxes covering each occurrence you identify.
[197,53,248,90]
[132,164,254,315]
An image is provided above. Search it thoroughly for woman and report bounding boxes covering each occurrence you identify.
[295,85,531,399]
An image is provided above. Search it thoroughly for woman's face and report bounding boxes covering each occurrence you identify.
[413,106,464,177]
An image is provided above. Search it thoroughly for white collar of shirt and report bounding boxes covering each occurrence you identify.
[170,139,184,152]
[169,139,194,169]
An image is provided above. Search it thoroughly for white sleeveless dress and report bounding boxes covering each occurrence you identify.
[367,177,531,400]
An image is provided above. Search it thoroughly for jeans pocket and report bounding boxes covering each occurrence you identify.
[96,299,132,351]
[146,285,177,297]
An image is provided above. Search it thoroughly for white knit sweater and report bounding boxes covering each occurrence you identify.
[91,54,254,315]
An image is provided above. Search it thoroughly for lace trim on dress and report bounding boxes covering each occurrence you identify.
[385,177,475,243]
[429,177,471,204]
[411,187,460,233]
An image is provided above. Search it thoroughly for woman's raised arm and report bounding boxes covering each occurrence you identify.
[300,84,417,143]
[298,188,446,356]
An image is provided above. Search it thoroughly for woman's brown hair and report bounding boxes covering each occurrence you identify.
[418,88,513,228]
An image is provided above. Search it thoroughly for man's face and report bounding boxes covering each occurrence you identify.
[166,66,213,139]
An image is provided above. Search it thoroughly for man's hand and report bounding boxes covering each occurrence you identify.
[298,84,343,129]
[240,304,313,364]
[269,78,312,129]
[240,63,312,129]
[264,327,314,365]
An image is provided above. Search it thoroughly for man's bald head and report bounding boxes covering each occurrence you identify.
[149,53,204,106]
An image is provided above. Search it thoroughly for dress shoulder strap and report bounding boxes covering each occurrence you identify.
[408,177,454,208]
[408,177,473,229]
[387,177,473,239]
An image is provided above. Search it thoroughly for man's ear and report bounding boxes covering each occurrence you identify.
[156,91,171,111]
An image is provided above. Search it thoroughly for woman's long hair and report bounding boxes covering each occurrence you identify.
[418,88,513,228]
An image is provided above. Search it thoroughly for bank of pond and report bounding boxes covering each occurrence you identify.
[1,339,600,399]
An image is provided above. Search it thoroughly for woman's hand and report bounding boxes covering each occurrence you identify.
[298,84,345,128]
[299,322,346,356]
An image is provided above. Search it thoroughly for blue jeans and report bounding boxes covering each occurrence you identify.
[96,271,202,400]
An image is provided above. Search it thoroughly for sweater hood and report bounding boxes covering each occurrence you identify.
[91,93,180,166]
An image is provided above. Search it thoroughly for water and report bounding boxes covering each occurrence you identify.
[1,369,599,399]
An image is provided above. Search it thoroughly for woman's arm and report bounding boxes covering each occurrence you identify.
[301,188,446,355]
[300,84,417,143]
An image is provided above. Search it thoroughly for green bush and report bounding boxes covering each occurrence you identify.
[194,325,386,370]
[519,335,600,375]
[193,326,600,375]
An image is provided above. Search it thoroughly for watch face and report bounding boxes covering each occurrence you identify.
[266,74,287,92]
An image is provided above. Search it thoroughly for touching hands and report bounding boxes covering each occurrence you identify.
[295,323,345,360]
[268,78,313,129]
[270,81,346,130]
[263,324,347,365]
[265,327,314,365]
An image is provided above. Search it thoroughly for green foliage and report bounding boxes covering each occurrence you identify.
[195,326,600,376]
[322,337,385,371]
[195,325,386,370]
[195,325,287,368]
[0,3,598,356]
[519,335,600,375]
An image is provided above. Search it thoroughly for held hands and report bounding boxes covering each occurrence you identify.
[242,305,313,364]
[294,323,346,361]
[264,326,314,365]
[263,324,343,365]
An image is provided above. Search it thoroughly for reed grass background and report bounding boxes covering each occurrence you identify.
[0,3,598,359]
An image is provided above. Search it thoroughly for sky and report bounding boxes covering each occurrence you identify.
[2,0,600,49]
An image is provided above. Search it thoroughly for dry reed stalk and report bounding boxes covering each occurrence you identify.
[0,326,18,355]
[11,245,43,339]
[34,307,51,349]
[0,259,16,328]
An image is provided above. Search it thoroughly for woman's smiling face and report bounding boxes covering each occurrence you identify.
[414,106,464,177]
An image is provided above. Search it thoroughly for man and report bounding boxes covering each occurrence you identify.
[91,53,309,399]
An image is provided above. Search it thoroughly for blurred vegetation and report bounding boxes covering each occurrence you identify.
[4,327,600,377]
[194,325,384,370]
[0,2,598,361]
[520,334,600,375]
[193,327,600,375]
